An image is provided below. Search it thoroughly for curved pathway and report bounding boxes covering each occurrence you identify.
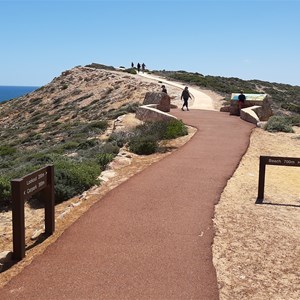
[1,109,254,299]
[138,72,215,110]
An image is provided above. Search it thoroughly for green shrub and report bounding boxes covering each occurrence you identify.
[96,153,115,168]
[86,120,108,131]
[132,120,188,141]
[54,159,100,202]
[0,176,11,205]
[0,145,17,156]
[108,131,132,147]
[77,139,99,150]
[107,102,140,119]
[99,142,120,155]
[62,141,80,150]
[129,136,158,155]
[124,68,137,75]
[265,116,294,133]
[164,120,188,139]
[289,115,300,126]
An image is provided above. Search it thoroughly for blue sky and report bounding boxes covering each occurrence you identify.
[1,0,300,86]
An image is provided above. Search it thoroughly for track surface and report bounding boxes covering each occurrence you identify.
[1,110,254,299]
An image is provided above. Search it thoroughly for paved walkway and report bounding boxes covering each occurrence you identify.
[138,72,214,110]
[1,109,254,299]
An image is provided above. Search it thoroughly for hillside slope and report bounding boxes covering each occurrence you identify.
[0,66,159,149]
[153,70,300,113]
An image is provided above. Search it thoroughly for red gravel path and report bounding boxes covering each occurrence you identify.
[1,110,254,299]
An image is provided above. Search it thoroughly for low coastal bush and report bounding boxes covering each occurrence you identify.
[163,119,188,139]
[127,119,188,155]
[265,116,294,133]
[107,102,140,119]
[124,68,137,75]
[108,131,132,148]
[0,145,17,156]
[0,176,10,206]
[96,153,115,169]
[129,136,158,155]
[54,159,100,203]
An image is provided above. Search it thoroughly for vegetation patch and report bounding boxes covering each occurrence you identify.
[265,116,294,133]
[127,119,188,155]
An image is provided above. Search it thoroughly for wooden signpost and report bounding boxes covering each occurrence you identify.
[256,156,300,204]
[11,165,55,260]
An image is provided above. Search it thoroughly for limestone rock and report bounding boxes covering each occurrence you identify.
[240,106,261,124]
[143,92,171,112]
[31,229,44,240]
[229,93,273,121]
[220,106,230,113]
[136,105,177,122]
[0,251,13,264]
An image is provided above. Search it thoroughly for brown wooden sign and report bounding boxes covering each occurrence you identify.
[11,165,55,260]
[19,167,49,200]
[256,156,300,204]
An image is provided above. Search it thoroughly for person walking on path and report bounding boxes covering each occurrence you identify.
[137,63,141,73]
[131,62,134,68]
[142,63,146,73]
[161,84,167,94]
[181,86,192,111]
[238,91,246,115]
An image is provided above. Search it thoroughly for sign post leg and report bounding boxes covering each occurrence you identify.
[256,157,266,204]
[12,180,25,260]
[45,165,55,235]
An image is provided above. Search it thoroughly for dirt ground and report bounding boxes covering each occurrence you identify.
[1,97,300,299]
[213,126,300,299]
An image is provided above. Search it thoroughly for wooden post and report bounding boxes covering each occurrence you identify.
[256,156,266,204]
[12,179,25,260]
[44,165,55,234]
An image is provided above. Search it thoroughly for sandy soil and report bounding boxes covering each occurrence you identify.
[1,79,299,299]
[213,126,300,299]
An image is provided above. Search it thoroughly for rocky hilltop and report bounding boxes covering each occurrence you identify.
[0,66,160,150]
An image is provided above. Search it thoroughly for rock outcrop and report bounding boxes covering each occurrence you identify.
[136,105,177,122]
[143,92,171,112]
[221,93,273,125]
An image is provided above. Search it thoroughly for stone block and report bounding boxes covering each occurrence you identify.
[143,92,171,112]
[136,105,177,122]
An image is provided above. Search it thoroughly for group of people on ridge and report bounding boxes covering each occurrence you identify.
[131,62,146,73]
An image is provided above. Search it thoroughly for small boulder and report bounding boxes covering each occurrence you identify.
[143,92,171,112]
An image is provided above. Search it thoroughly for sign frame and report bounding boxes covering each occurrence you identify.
[11,165,55,260]
[256,156,300,204]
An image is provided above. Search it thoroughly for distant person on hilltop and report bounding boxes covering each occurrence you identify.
[238,91,246,114]
[161,85,167,94]
[137,63,141,73]
[142,63,146,73]
[131,62,134,68]
[181,86,192,111]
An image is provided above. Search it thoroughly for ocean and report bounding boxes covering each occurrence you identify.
[0,86,40,103]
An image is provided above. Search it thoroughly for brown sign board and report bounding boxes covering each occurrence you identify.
[11,165,55,260]
[263,156,300,167]
[17,167,50,200]
[256,156,300,204]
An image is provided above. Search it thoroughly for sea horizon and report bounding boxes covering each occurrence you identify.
[0,85,40,103]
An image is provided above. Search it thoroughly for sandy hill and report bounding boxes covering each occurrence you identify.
[0,66,160,150]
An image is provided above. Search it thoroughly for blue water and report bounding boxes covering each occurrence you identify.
[0,86,40,103]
